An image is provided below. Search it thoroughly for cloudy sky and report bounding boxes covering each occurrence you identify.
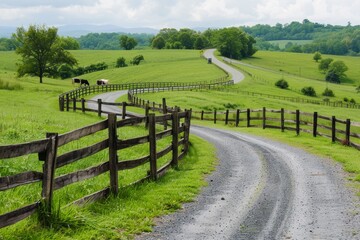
[0,0,359,28]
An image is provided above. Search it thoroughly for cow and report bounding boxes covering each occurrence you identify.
[72,78,81,85]
[80,79,90,86]
[97,79,109,85]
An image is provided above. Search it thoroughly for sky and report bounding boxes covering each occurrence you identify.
[0,0,359,29]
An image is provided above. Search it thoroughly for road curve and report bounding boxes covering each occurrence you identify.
[138,126,360,239]
[87,55,360,239]
[204,49,245,83]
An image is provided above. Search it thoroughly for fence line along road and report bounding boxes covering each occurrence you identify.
[0,109,191,229]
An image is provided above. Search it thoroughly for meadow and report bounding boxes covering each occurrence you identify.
[1,48,360,238]
[268,40,313,49]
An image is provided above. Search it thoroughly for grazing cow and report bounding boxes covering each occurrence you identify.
[97,79,109,85]
[72,78,81,85]
[80,79,90,86]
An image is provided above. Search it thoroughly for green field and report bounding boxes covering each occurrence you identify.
[1,49,360,238]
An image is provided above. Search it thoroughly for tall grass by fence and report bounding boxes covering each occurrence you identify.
[0,110,191,229]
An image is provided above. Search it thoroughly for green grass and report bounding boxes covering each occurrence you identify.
[0,49,220,239]
[240,51,360,85]
[0,135,217,239]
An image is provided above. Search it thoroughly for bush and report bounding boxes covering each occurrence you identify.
[130,55,144,65]
[301,86,316,97]
[325,70,340,84]
[344,97,349,102]
[116,57,127,68]
[322,88,335,97]
[275,79,289,89]
[350,98,356,104]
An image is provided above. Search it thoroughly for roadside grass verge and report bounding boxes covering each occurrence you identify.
[0,135,217,239]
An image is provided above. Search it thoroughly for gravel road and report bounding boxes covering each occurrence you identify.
[87,49,360,239]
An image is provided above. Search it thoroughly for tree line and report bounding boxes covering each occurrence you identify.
[248,19,360,56]
[151,27,257,59]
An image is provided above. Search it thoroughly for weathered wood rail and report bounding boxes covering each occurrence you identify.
[58,78,232,112]
[0,111,191,229]
[189,107,360,150]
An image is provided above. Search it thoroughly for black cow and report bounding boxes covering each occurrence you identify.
[72,78,81,84]
[80,79,90,86]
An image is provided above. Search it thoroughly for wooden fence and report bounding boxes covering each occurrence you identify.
[58,78,232,112]
[0,111,191,229]
[191,107,360,150]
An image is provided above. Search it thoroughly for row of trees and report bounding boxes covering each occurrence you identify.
[250,20,360,56]
[151,27,257,59]
[314,52,349,84]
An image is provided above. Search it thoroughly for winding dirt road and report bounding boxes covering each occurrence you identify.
[90,49,360,239]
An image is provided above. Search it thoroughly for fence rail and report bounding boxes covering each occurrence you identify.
[0,110,191,229]
[190,107,360,150]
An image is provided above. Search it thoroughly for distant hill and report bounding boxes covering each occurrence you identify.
[0,25,159,38]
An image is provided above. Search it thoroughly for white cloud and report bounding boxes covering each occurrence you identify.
[0,0,359,28]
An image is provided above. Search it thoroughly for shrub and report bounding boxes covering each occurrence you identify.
[0,79,23,90]
[116,57,127,68]
[322,88,335,97]
[130,55,144,65]
[275,79,289,89]
[301,86,316,97]
[344,97,349,102]
[350,98,356,104]
[325,70,340,84]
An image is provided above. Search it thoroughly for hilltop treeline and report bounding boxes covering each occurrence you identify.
[151,27,257,59]
[245,19,360,56]
[78,32,153,49]
[0,32,153,51]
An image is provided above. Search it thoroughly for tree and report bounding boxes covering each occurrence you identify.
[120,35,137,50]
[13,25,77,83]
[215,27,257,59]
[152,36,166,49]
[313,51,322,62]
[318,58,333,73]
[275,79,289,89]
[301,86,317,97]
[328,61,348,79]
[116,57,127,68]
[130,55,144,65]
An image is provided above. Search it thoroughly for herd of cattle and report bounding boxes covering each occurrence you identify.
[72,78,109,86]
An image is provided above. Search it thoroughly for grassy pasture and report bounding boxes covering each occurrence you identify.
[1,48,360,238]
[240,51,360,85]
[0,49,221,238]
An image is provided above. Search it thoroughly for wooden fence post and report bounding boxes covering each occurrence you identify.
[262,107,266,129]
[108,114,119,195]
[59,97,64,111]
[81,98,85,113]
[97,99,102,117]
[236,109,240,127]
[214,110,217,124]
[66,94,70,112]
[296,110,300,135]
[225,110,229,125]
[346,119,351,145]
[73,98,76,112]
[332,116,336,142]
[41,133,59,215]
[145,104,150,129]
[171,111,179,168]
[162,98,168,130]
[122,102,127,120]
[313,112,318,137]
[201,110,204,120]
[281,108,285,132]
[247,108,251,127]
[148,114,157,181]
[183,110,192,154]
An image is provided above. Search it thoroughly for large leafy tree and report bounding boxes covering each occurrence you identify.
[13,25,77,83]
[215,27,257,59]
[120,35,137,50]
